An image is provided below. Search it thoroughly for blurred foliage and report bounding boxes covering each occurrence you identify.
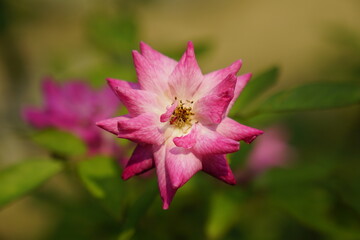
[77,156,126,220]
[0,159,63,207]
[118,181,158,240]
[234,66,279,112]
[33,172,123,240]
[257,81,360,114]
[88,15,138,58]
[206,191,245,239]
[31,129,87,157]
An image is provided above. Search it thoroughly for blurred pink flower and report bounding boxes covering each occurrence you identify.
[23,78,122,157]
[238,126,293,183]
[97,41,263,209]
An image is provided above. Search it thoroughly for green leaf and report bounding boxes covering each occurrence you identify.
[234,66,279,110]
[0,159,63,207]
[206,191,244,239]
[77,156,126,219]
[32,129,86,156]
[258,81,360,113]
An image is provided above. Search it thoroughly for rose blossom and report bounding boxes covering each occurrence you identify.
[97,42,263,209]
[23,78,122,157]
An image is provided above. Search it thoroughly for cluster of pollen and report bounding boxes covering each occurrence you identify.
[169,97,195,129]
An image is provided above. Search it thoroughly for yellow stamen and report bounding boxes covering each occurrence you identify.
[169,97,194,129]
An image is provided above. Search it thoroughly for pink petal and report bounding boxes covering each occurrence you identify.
[139,41,177,77]
[168,41,203,99]
[42,77,61,109]
[192,124,240,155]
[122,144,154,180]
[117,113,165,145]
[109,79,159,116]
[195,60,242,98]
[132,50,171,94]
[63,81,92,99]
[160,102,178,122]
[42,78,70,116]
[202,154,236,185]
[107,78,140,91]
[194,74,236,124]
[226,73,252,114]
[61,81,97,117]
[22,108,50,128]
[217,117,263,143]
[153,144,176,209]
[96,116,127,135]
[173,124,197,149]
[166,142,202,189]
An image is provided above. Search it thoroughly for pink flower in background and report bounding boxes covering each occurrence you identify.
[23,78,122,157]
[97,41,263,209]
[237,126,293,184]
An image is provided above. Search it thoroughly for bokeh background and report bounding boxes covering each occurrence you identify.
[0,0,359,239]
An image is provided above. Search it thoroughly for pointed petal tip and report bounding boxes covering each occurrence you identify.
[132,50,142,61]
[107,78,140,91]
[95,119,113,133]
[162,203,169,210]
[233,59,243,70]
[96,117,126,135]
[121,173,131,181]
[228,177,237,185]
[202,154,238,185]
[121,170,134,180]
[106,78,121,90]
[139,40,146,46]
[186,41,195,56]
[240,73,252,82]
[106,77,116,85]
[244,129,264,144]
[95,120,108,129]
[139,41,150,52]
[159,194,171,210]
[95,121,102,127]
[132,49,140,55]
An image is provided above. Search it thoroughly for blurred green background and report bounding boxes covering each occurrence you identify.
[0,0,359,239]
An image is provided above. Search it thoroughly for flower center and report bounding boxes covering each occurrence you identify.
[169,97,194,129]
